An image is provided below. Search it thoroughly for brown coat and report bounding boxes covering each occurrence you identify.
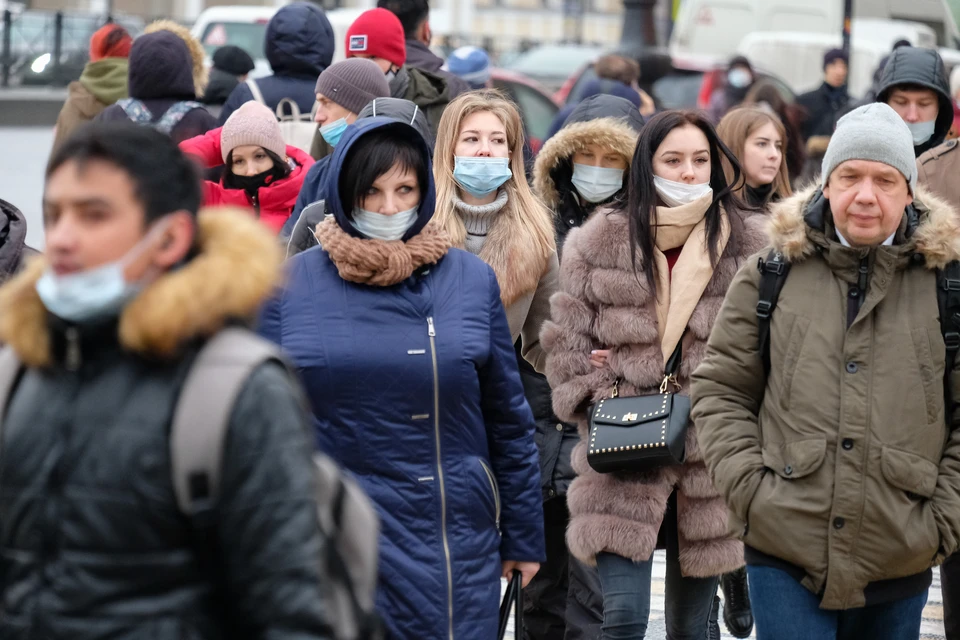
[540,207,767,576]
[53,82,111,151]
[691,184,960,610]
[918,139,960,207]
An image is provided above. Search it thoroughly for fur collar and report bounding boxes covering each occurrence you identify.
[0,208,282,368]
[534,117,640,209]
[316,218,452,287]
[768,183,960,269]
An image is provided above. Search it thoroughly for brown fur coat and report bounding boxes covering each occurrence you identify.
[541,207,767,576]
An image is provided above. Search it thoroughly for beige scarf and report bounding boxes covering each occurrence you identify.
[652,193,730,364]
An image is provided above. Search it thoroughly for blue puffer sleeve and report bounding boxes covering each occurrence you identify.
[479,269,546,562]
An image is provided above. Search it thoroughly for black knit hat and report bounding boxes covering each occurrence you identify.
[212,45,255,76]
[128,31,196,100]
[823,48,848,70]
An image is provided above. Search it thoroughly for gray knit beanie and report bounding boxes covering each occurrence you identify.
[821,102,917,192]
[314,58,391,116]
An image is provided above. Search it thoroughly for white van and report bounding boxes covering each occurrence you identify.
[191,5,367,78]
[670,0,960,61]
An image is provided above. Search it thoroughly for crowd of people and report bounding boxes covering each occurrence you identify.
[3,2,960,640]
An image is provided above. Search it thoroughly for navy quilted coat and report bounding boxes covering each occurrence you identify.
[258,119,546,640]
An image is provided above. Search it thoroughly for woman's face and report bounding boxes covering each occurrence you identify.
[359,161,421,214]
[653,125,711,184]
[572,143,628,170]
[741,121,783,188]
[231,145,275,177]
[454,111,510,159]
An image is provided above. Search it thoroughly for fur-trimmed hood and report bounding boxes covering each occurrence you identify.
[144,20,209,98]
[0,208,282,368]
[768,183,960,269]
[534,97,643,210]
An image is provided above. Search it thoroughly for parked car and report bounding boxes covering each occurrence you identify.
[503,43,606,92]
[490,68,560,154]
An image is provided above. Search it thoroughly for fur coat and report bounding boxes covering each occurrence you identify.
[541,206,768,577]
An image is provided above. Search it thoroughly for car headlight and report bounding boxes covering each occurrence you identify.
[30,53,51,74]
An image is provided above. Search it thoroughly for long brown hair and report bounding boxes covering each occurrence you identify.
[433,90,555,260]
[717,106,792,202]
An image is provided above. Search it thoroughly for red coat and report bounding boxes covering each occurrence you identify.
[180,127,315,233]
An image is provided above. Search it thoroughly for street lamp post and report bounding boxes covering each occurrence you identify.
[842,0,853,54]
[621,0,658,48]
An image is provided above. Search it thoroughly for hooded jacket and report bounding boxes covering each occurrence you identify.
[258,117,545,640]
[0,199,38,285]
[545,79,643,143]
[218,3,334,125]
[527,94,644,499]
[397,66,453,137]
[179,127,315,233]
[53,58,129,151]
[96,31,216,145]
[877,47,953,157]
[691,184,960,610]
[143,20,209,100]
[202,68,240,107]
[404,39,470,98]
[541,205,767,576]
[0,209,333,638]
[283,97,434,243]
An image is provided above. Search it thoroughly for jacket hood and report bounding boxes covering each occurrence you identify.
[405,67,450,107]
[128,31,197,100]
[877,47,953,155]
[266,3,334,78]
[0,208,282,368]
[357,97,434,152]
[326,117,435,242]
[143,20,209,98]
[0,199,30,279]
[577,78,642,108]
[79,57,128,105]
[768,182,960,269]
[534,94,644,209]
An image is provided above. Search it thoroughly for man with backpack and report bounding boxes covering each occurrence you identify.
[691,102,960,639]
[0,122,339,639]
[96,31,216,144]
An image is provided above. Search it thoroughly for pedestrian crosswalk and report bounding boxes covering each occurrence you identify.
[502,550,948,639]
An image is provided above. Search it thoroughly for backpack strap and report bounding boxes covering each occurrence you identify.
[245,78,266,106]
[116,98,153,124]
[756,249,792,376]
[169,327,288,517]
[938,260,960,427]
[155,101,204,136]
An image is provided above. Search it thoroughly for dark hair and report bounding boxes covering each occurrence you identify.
[627,110,746,295]
[595,54,641,86]
[223,148,291,183]
[46,122,202,223]
[103,24,131,51]
[377,0,429,39]
[338,125,429,216]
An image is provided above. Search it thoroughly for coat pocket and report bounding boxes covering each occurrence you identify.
[880,446,938,499]
[877,446,941,573]
[479,458,502,535]
[761,439,827,480]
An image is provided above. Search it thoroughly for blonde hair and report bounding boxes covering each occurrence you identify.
[717,106,792,202]
[433,90,555,258]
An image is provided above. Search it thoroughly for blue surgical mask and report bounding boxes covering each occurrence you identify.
[453,156,512,198]
[319,117,348,147]
[571,163,625,203]
[35,219,169,323]
[351,206,419,241]
[906,119,936,145]
[728,68,752,89]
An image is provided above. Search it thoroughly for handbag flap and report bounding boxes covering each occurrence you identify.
[591,393,673,427]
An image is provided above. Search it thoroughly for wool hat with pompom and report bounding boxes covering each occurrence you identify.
[220,102,287,163]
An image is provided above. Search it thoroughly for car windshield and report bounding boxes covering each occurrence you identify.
[200,22,267,60]
[651,73,705,109]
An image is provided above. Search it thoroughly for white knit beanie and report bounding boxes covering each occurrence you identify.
[220,102,286,163]
[821,103,917,193]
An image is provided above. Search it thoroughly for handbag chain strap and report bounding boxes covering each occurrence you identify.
[608,337,685,398]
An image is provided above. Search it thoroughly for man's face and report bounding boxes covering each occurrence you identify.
[824,159,912,248]
[42,159,182,281]
[825,59,848,88]
[887,87,940,124]
[314,93,357,125]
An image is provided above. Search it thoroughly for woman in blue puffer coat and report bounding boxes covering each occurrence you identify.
[258,116,546,640]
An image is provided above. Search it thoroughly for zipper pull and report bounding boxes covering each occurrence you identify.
[427,317,435,337]
[65,327,81,372]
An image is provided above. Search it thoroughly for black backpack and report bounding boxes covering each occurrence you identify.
[755,249,960,421]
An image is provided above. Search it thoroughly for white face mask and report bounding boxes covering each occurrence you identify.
[906,119,936,145]
[351,206,419,241]
[571,163,625,203]
[653,175,713,208]
[728,68,752,89]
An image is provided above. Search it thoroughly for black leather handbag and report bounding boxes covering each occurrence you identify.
[586,342,689,474]
[498,570,523,640]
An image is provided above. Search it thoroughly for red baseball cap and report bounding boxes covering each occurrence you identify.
[345,8,406,69]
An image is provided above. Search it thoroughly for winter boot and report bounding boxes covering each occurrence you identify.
[720,567,754,638]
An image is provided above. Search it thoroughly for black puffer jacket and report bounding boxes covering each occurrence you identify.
[877,46,952,157]
[0,210,332,639]
[527,94,644,499]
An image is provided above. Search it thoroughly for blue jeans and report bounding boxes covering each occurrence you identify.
[747,565,928,640]
[595,495,719,640]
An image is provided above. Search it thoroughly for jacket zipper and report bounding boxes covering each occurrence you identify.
[251,194,260,218]
[428,317,454,640]
[64,327,81,372]
[479,459,501,535]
